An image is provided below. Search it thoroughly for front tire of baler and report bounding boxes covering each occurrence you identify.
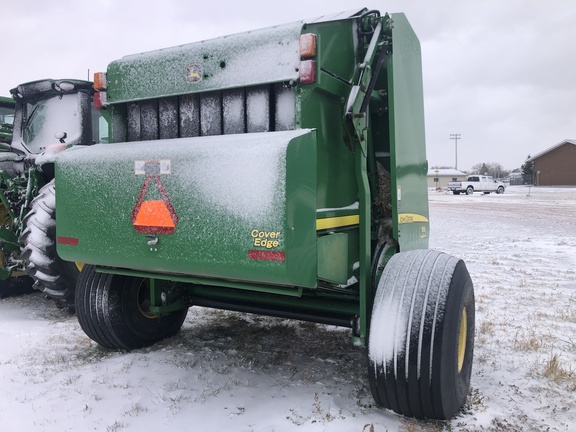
[367,249,475,420]
[75,265,188,350]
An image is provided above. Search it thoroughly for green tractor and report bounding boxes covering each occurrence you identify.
[0,79,107,302]
[0,96,15,145]
[55,9,475,419]
[0,95,27,297]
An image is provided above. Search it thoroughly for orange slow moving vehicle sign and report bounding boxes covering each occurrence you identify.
[131,160,178,234]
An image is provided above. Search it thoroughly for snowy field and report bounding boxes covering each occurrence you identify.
[0,185,575,431]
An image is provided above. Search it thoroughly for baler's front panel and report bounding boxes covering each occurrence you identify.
[56,129,317,287]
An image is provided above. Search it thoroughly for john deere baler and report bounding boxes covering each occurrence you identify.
[55,9,475,420]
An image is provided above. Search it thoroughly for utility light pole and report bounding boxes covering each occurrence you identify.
[450,133,461,170]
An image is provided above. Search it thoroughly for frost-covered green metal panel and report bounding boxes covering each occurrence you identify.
[105,10,366,104]
[56,129,317,287]
[388,13,430,251]
[106,23,303,103]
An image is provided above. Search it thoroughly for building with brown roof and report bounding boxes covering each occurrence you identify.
[527,140,576,186]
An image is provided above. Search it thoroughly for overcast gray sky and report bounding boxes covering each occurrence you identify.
[3,0,575,171]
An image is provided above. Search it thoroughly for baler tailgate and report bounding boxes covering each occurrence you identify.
[56,129,317,287]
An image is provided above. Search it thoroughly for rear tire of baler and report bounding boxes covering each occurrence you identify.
[75,265,188,350]
[368,249,475,420]
[19,179,79,306]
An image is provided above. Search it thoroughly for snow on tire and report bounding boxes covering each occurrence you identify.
[19,179,79,305]
[368,249,475,420]
[75,265,188,350]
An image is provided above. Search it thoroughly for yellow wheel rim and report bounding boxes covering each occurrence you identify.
[458,307,467,373]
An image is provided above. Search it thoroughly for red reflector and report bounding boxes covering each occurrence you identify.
[248,250,285,262]
[299,60,316,84]
[133,200,176,234]
[57,236,79,246]
[94,91,108,110]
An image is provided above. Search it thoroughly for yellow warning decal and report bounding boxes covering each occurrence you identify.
[316,215,360,230]
[398,213,429,224]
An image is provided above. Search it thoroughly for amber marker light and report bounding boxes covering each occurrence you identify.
[93,72,107,90]
[299,33,317,58]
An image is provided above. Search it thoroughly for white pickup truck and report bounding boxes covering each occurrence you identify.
[448,175,506,195]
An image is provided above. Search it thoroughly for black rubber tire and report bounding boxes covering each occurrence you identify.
[0,275,35,298]
[75,265,188,350]
[19,179,79,305]
[497,186,504,194]
[452,191,461,195]
[466,186,474,195]
[368,249,475,420]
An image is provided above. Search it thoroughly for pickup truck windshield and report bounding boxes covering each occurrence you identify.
[22,94,82,153]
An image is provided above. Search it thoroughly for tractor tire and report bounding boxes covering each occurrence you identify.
[466,186,474,195]
[0,275,35,298]
[75,265,188,350]
[19,179,79,306]
[368,249,475,420]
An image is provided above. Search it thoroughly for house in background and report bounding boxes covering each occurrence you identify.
[527,139,576,186]
[427,168,467,189]
[508,172,524,185]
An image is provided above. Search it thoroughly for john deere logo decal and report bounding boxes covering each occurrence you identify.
[186,64,202,83]
[131,160,178,234]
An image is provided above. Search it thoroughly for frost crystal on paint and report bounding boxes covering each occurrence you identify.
[57,129,311,227]
[274,86,295,131]
[222,90,245,135]
[200,93,222,136]
[184,139,285,222]
[247,88,269,133]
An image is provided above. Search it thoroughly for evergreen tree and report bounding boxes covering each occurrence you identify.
[521,155,534,184]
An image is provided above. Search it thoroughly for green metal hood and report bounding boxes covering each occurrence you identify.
[106,9,366,104]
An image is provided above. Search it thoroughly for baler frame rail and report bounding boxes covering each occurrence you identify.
[94,266,360,330]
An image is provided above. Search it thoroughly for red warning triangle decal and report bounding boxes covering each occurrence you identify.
[131,176,178,234]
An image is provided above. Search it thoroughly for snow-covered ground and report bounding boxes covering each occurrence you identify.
[0,185,574,431]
